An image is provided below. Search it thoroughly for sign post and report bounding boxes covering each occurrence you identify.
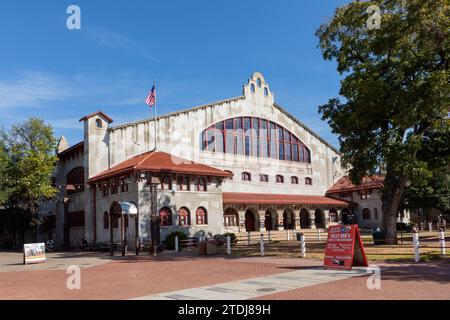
[23,243,46,265]
[323,225,368,270]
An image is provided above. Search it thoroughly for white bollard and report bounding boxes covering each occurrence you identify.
[300,234,306,258]
[287,229,290,241]
[413,232,420,263]
[175,236,179,252]
[247,232,251,245]
[260,234,265,256]
[439,231,446,255]
[317,229,321,241]
[227,235,231,255]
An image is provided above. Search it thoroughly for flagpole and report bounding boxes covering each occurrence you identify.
[153,80,157,151]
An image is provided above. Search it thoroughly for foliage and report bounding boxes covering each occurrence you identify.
[316,0,450,243]
[164,231,188,250]
[223,232,237,244]
[402,168,450,216]
[1,118,58,210]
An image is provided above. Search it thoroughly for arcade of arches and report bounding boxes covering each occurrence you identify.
[223,206,352,232]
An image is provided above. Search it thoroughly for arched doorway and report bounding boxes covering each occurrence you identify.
[245,209,257,232]
[223,208,239,227]
[341,208,350,225]
[265,209,276,231]
[329,208,338,223]
[283,208,295,230]
[300,208,311,229]
[315,208,326,228]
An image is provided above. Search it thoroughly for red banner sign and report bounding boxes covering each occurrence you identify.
[323,225,368,270]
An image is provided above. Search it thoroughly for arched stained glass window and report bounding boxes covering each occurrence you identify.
[200,117,311,163]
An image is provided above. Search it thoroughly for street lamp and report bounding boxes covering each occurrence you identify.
[148,176,162,255]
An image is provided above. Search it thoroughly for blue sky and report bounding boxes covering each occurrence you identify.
[0,0,347,148]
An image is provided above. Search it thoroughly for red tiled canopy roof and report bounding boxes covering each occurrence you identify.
[89,150,233,182]
[223,192,352,206]
[326,176,384,194]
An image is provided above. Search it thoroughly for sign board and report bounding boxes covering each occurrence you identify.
[323,225,368,270]
[23,243,46,265]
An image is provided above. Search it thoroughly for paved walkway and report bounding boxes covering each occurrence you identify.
[132,267,369,300]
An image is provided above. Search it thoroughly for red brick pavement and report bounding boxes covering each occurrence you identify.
[254,261,450,300]
[0,255,318,300]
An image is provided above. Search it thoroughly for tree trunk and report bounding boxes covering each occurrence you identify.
[381,168,407,245]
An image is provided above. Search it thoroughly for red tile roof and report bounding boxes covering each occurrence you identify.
[326,176,384,194]
[79,110,113,123]
[223,192,351,206]
[89,150,233,182]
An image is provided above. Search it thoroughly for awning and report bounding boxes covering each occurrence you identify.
[222,192,354,206]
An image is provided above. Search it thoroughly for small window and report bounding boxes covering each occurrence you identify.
[95,118,103,128]
[260,174,269,183]
[103,212,109,229]
[196,177,207,192]
[242,172,251,182]
[264,87,269,96]
[178,176,190,191]
[360,191,370,200]
[111,182,119,194]
[362,208,371,220]
[178,207,191,226]
[102,184,109,197]
[161,176,172,190]
[257,78,262,87]
[121,181,129,193]
[159,207,173,226]
[291,176,299,184]
[250,84,255,93]
[196,207,208,225]
[276,175,284,184]
[305,177,313,185]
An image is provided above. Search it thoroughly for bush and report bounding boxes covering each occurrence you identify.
[223,233,237,245]
[213,234,227,246]
[164,231,188,250]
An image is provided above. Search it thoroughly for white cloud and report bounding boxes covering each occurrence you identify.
[0,71,72,109]
[89,27,159,62]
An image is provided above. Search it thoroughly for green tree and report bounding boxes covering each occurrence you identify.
[1,118,58,242]
[402,168,450,222]
[316,0,450,243]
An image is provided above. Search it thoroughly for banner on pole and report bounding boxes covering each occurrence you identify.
[323,225,368,270]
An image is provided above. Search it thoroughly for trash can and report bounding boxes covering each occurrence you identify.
[296,233,303,241]
[199,240,207,256]
[372,229,386,245]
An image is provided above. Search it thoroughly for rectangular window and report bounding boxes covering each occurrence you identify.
[293,144,299,162]
[225,119,234,130]
[215,130,224,153]
[260,139,268,158]
[279,142,285,160]
[102,184,109,197]
[252,138,258,157]
[244,117,251,131]
[285,143,292,161]
[121,182,129,193]
[226,132,234,154]
[260,174,269,182]
[111,183,119,195]
[234,118,243,130]
[236,135,244,155]
[270,140,277,159]
[178,176,190,191]
[374,208,378,220]
[244,136,251,156]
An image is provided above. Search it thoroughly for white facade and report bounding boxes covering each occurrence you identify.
[49,72,349,249]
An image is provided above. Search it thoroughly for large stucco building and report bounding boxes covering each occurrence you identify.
[43,72,357,249]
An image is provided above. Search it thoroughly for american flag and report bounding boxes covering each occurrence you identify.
[145,85,157,107]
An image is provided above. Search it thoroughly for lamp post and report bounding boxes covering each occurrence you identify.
[149,176,162,255]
